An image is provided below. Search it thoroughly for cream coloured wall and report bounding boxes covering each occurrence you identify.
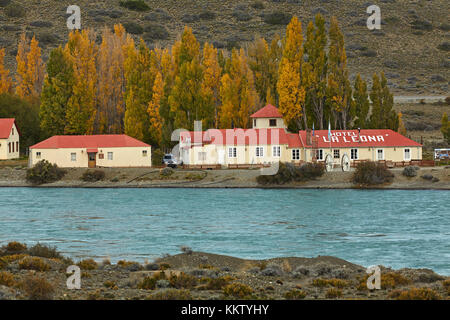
[0,123,20,160]
[29,146,152,168]
[187,144,304,166]
[309,146,422,163]
[252,118,286,129]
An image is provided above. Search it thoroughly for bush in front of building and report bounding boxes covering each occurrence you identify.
[257,162,324,185]
[402,166,419,177]
[26,160,66,185]
[352,161,394,185]
[81,170,105,182]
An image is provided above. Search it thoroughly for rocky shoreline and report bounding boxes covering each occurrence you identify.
[0,243,449,300]
[0,166,449,190]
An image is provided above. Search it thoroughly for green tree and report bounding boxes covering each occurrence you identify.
[0,93,40,152]
[327,16,353,129]
[39,47,73,138]
[303,14,328,129]
[353,74,370,129]
[369,72,398,130]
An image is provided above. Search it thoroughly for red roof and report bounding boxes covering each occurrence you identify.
[299,129,422,148]
[180,128,302,147]
[250,104,283,118]
[0,118,17,139]
[30,134,150,149]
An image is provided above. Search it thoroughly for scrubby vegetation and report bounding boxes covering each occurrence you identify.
[402,166,419,177]
[312,278,348,288]
[389,287,441,300]
[20,274,55,300]
[352,161,394,185]
[119,0,150,11]
[26,160,66,185]
[223,282,254,299]
[257,162,324,185]
[77,259,98,270]
[81,170,105,182]
[18,257,51,272]
[147,288,192,300]
[325,288,343,298]
[0,271,16,287]
[284,289,307,300]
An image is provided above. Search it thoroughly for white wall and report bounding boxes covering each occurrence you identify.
[0,123,20,160]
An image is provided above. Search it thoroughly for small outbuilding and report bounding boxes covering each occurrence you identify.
[0,118,20,160]
[29,134,151,168]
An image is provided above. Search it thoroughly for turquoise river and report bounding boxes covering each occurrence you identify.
[1,188,449,274]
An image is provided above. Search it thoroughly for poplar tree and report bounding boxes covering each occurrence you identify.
[353,74,370,129]
[124,39,154,141]
[277,16,306,129]
[327,17,353,129]
[303,14,328,129]
[39,47,73,137]
[201,42,222,128]
[219,48,258,129]
[397,112,407,136]
[147,72,163,147]
[15,34,45,102]
[369,72,398,130]
[96,25,128,133]
[0,48,12,94]
[168,27,207,130]
[64,30,98,135]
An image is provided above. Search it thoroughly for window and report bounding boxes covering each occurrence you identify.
[98,153,104,159]
[333,149,340,159]
[228,147,237,158]
[256,146,264,157]
[198,152,207,161]
[16,142,18,152]
[316,149,323,160]
[377,149,384,160]
[107,152,113,160]
[272,146,281,157]
[351,148,358,160]
[269,119,277,127]
[253,119,256,127]
[12,142,14,153]
[8,142,10,153]
[11,128,14,135]
[36,152,41,159]
[404,148,411,161]
[71,153,76,161]
[292,149,300,160]
[142,150,147,157]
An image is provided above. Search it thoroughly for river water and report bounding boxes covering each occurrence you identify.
[1,188,449,274]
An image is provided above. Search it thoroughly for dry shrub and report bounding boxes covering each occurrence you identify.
[147,289,192,300]
[138,271,167,290]
[312,278,348,288]
[357,272,410,290]
[282,260,292,273]
[202,275,235,290]
[3,241,27,254]
[20,274,55,300]
[284,289,307,300]
[159,263,171,270]
[389,287,441,300]
[169,272,197,289]
[325,288,343,299]
[352,161,394,185]
[0,271,16,287]
[77,259,98,270]
[81,170,105,182]
[19,257,51,272]
[104,281,118,290]
[27,243,63,260]
[223,282,254,299]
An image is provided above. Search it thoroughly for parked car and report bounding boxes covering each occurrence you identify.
[162,154,178,168]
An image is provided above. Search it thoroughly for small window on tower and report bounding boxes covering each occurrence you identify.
[269,119,277,127]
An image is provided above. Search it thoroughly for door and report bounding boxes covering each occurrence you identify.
[88,152,96,168]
